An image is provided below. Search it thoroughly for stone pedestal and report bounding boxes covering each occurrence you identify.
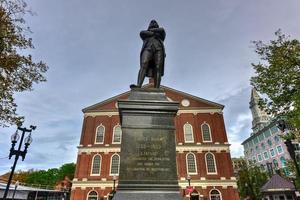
[114,88,182,200]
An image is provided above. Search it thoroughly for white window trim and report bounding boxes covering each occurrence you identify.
[90,154,102,176]
[205,152,217,175]
[209,188,222,200]
[186,152,198,175]
[86,190,98,200]
[95,124,105,144]
[109,153,120,176]
[263,151,269,160]
[257,153,263,162]
[184,122,194,143]
[112,124,122,144]
[276,145,284,155]
[269,148,276,158]
[201,122,212,143]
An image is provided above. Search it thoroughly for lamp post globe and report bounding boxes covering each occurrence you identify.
[11,131,20,143]
[24,134,33,145]
[186,175,191,186]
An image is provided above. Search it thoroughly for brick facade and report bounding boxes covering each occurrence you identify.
[71,85,240,200]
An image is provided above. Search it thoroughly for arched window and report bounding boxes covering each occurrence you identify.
[87,191,98,200]
[201,123,212,142]
[110,154,120,175]
[184,123,194,143]
[112,125,122,144]
[186,153,197,174]
[205,153,217,174]
[95,125,105,144]
[91,155,101,175]
[210,189,222,200]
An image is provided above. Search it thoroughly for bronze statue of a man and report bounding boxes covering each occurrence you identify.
[131,20,166,88]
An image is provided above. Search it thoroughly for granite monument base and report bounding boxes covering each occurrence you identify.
[115,88,182,200]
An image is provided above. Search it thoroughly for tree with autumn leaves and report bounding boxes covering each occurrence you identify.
[0,0,48,127]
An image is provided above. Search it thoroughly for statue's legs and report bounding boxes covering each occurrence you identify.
[154,68,161,88]
[137,50,152,87]
[154,50,163,88]
[137,67,147,87]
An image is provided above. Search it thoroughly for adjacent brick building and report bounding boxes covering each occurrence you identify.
[71,84,240,200]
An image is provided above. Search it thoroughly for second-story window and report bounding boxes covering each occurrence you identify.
[184,123,194,143]
[95,125,105,144]
[112,125,122,144]
[201,123,212,142]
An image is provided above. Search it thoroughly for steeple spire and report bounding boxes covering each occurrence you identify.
[249,88,270,133]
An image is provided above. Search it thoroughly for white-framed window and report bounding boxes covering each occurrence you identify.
[276,145,284,154]
[95,124,105,144]
[91,154,101,175]
[210,189,222,200]
[274,136,280,143]
[184,123,194,143]
[186,153,197,175]
[270,148,276,157]
[112,125,122,144]
[280,156,287,167]
[201,123,212,142]
[263,151,269,160]
[257,154,263,162]
[110,154,120,175]
[87,191,98,200]
[205,152,217,174]
[252,156,256,163]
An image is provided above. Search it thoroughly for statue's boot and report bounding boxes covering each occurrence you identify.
[137,67,147,87]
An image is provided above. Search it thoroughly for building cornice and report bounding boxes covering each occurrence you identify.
[77,144,231,154]
[83,108,223,117]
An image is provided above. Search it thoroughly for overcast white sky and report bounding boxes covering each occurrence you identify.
[1,0,300,174]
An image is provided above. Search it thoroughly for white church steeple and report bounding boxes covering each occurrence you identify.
[249,88,270,133]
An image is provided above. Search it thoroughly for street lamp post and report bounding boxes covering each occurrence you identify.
[108,176,117,200]
[277,120,300,177]
[113,176,117,191]
[187,175,191,187]
[3,125,36,200]
[11,180,19,200]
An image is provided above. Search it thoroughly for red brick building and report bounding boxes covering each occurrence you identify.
[71,84,240,200]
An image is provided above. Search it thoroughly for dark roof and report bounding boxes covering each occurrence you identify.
[261,174,295,192]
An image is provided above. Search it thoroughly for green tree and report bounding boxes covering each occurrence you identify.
[25,163,76,188]
[251,30,300,129]
[57,163,76,180]
[0,0,48,127]
[237,161,268,200]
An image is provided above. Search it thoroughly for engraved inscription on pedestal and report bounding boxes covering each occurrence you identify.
[119,128,177,185]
